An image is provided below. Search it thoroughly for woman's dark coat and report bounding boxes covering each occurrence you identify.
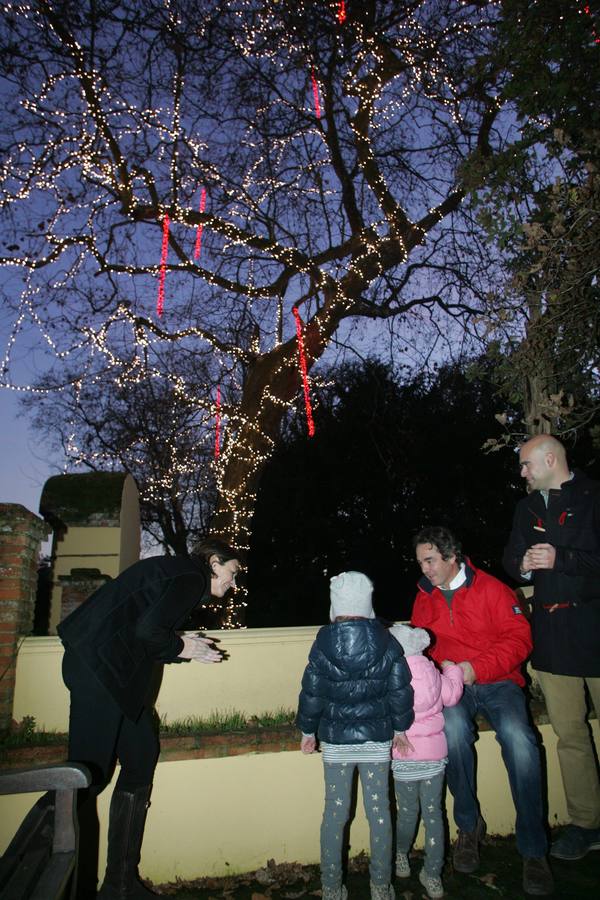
[296,619,414,744]
[57,555,209,721]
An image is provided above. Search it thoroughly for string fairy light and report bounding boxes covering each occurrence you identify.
[157,213,170,317]
[292,306,315,437]
[215,383,221,459]
[0,0,531,628]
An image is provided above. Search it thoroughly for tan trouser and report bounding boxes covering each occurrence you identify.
[535,669,600,829]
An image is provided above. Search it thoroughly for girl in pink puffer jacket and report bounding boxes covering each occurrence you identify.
[389,623,464,900]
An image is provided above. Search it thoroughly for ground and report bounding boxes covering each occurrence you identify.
[155,834,600,898]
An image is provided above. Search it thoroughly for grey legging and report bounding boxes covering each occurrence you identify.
[394,771,445,876]
[321,761,392,888]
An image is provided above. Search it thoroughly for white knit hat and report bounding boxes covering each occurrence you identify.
[389,622,430,656]
[329,571,375,621]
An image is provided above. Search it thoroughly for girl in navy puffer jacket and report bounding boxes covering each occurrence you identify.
[296,572,414,900]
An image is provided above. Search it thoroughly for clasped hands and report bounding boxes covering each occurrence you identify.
[521,542,556,573]
[179,632,224,663]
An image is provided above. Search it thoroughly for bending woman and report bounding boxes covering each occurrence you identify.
[57,537,240,900]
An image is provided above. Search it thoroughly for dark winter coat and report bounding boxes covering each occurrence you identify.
[295,619,414,744]
[57,555,209,720]
[503,469,600,676]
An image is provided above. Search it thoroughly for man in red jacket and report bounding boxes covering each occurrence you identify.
[411,526,553,897]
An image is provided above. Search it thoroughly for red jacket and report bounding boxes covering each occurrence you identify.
[411,561,532,687]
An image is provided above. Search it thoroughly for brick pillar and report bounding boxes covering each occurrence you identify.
[0,504,49,732]
[58,568,111,622]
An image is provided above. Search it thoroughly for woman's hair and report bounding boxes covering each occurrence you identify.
[412,526,464,564]
[191,536,241,565]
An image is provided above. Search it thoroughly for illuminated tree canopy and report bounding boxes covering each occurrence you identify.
[2,0,523,580]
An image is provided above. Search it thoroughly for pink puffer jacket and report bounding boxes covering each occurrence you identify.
[392,654,463,761]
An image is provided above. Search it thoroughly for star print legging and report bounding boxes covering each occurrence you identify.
[394,771,445,877]
[321,761,392,888]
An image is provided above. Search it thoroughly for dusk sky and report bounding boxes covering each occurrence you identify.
[0,387,55,515]
[1,300,57,516]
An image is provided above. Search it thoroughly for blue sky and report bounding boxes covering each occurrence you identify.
[0,387,55,514]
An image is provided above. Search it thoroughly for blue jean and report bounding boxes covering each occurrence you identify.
[443,681,547,858]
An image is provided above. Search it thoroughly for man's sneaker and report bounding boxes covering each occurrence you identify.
[395,852,410,878]
[419,868,444,899]
[522,857,554,896]
[550,824,600,860]
[452,815,486,873]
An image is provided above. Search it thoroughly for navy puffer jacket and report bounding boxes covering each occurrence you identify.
[296,619,414,744]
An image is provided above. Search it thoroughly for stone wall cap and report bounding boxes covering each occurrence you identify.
[39,472,132,528]
[0,504,49,534]
[58,568,111,583]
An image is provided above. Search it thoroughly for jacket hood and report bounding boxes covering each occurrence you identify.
[389,623,430,656]
[315,619,390,673]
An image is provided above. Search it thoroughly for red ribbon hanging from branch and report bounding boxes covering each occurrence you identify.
[156,213,170,317]
[292,306,315,437]
[337,1,347,25]
[310,68,322,119]
[194,187,207,260]
[214,384,221,459]
[583,3,600,43]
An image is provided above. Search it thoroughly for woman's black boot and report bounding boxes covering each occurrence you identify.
[97,786,158,899]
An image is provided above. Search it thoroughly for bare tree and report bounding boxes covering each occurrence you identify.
[20,350,218,555]
[1,0,515,559]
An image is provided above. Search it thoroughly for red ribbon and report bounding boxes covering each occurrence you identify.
[215,384,221,459]
[292,306,315,437]
[157,213,170,317]
[311,68,322,119]
[194,187,207,260]
[583,3,600,44]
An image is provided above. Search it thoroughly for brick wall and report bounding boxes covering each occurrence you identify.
[0,504,49,731]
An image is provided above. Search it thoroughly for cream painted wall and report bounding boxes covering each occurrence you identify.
[49,527,123,634]
[5,632,599,883]
[2,722,597,883]
[155,626,320,724]
[47,474,141,632]
[118,474,141,572]
[53,527,123,578]
[12,629,320,730]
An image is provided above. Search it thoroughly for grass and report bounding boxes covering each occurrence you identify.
[158,707,296,735]
[0,716,66,749]
[153,836,600,898]
[1,709,297,749]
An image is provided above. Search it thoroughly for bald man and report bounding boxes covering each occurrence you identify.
[503,435,600,862]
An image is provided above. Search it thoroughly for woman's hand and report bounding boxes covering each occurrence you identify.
[179,634,223,663]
